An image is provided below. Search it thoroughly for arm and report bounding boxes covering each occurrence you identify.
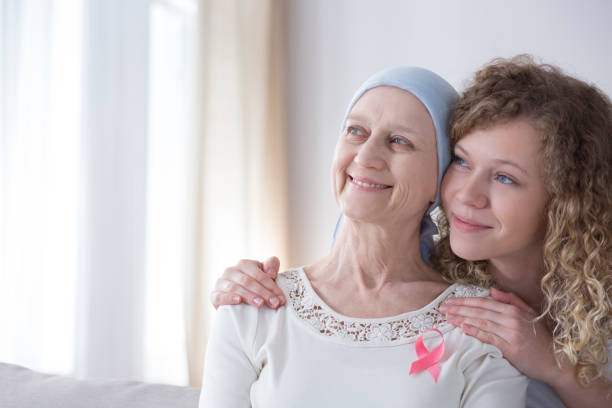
[210,257,285,309]
[460,344,528,408]
[440,289,611,408]
[199,306,260,407]
[543,361,611,408]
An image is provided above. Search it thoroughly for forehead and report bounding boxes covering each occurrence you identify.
[348,86,434,131]
[456,120,544,168]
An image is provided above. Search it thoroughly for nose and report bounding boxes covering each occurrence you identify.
[455,173,489,209]
[353,137,386,170]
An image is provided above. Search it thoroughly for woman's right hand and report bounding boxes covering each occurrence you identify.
[210,256,285,309]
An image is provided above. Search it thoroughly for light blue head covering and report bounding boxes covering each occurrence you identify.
[332,66,458,265]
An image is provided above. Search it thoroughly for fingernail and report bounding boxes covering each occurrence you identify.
[232,296,241,303]
[254,297,264,306]
[269,297,279,307]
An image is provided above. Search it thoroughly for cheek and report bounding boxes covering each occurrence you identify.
[388,184,411,211]
[440,170,458,206]
[423,160,438,200]
[494,194,547,237]
[405,156,437,191]
[331,142,353,199]
[391,160,437,213]
[524,203,548,236]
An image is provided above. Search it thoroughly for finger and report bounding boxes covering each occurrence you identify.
[263,256,280,279]
[447,313,507,335]
[262,256,284,304]
[210,290,242,309]
[231,271,280,308]
[458,320,512,352]
[237,258,264,272]
[449,312,520,358]
[218,278,269,308]
[490,288,536,315]
[213,263,276,308]
[441,296,509,314]
[215,263,260,292]
[236,263,285,307]
[442,305,518,329]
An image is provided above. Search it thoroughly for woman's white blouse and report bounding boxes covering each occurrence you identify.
[199,268,527,407]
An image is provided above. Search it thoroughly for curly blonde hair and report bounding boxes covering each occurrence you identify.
[432,55,612,386]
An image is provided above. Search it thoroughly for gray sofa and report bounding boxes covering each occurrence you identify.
[0,362,200,408]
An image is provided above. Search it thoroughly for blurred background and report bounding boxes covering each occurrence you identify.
[1,0,611,387]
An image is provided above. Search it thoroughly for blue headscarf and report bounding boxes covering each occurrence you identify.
[332,66,458,265]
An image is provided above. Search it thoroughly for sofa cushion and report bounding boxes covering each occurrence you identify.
[0,362,200,408]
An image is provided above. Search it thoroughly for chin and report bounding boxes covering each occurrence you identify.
[340,204,384,225]
[340,210,374,224]
[449,238,489,262]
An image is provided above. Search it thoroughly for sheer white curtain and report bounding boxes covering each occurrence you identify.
[0,0,82,376]
[1,0,288,387]
[188,0,290,386]
[1,0,197,385]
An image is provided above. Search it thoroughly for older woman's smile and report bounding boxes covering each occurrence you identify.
[348,175,392,191]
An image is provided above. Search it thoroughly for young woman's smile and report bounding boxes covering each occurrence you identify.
[451,213,493,233]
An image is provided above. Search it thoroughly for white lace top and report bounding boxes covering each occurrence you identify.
[200,268,527,407]
[280,268,487,346]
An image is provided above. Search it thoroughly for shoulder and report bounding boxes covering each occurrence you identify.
[217,296,286,328]
[443,324,509,373]
[455,328,527,406]
[275,268,301,292]
[215,303,262,342]
[446,283,490,299]
[218,270,301,327]
[446,327,524,382]
[214,299,289,358]
[447,327,503,360]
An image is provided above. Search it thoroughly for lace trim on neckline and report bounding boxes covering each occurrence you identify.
[278,268,488,346]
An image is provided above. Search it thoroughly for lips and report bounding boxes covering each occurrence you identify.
[452,214,492,232]
[348,175,392,191]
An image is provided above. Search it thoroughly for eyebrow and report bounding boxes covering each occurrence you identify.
[454,144,529,176]
[345,114,419,134]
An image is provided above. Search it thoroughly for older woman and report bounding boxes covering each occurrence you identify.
[211,57,612,408]
[199,67,526,407]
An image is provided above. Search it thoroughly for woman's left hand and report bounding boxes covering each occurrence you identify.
[439,288,559,383]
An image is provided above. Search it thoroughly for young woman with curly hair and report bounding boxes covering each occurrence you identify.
[433,56,611,407]
[209,56,611,408]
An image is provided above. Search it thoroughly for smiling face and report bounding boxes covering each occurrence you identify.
[441,119,549,262]
[332,86,438,228]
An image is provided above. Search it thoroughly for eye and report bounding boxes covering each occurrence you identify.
[347,126,365,137]
[496,174,517,185]
[390,136,414,149]
[452,155,468,167]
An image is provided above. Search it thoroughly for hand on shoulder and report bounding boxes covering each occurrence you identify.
[210,256,285,309]
[440,288,558,383]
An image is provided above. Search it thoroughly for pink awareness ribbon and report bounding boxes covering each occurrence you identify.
[409,328,445,383]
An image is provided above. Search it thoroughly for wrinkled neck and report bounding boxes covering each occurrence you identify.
[311,218,444,290]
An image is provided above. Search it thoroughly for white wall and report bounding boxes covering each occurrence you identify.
[285,0,612,265]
